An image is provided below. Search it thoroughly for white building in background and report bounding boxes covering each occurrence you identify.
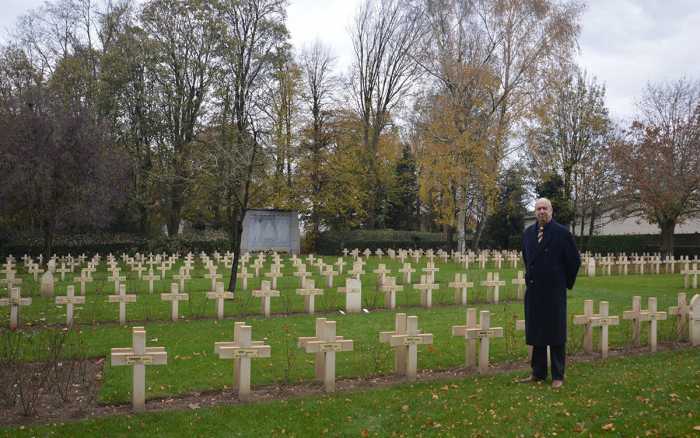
[525,210,700,235]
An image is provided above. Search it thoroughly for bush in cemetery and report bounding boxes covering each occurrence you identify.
[0,328,84,416]
[280,324,299,386]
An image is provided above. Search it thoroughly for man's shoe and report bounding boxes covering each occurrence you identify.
[551,380,564,389]
[517,375,544,383]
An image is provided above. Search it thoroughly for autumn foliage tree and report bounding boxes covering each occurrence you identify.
[612,79,700,256]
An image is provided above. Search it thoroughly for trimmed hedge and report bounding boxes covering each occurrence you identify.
[3,230,699,258]
[0,231,233,258]
[577,233,700,256]
[315,229,452,255]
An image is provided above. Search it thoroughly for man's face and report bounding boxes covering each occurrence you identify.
[535,200,553,224]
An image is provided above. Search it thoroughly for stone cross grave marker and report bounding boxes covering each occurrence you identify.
[337,278,362,313]
[477,252,487,269]
[508,253,519,269]
[480,272,505,304]
[348,261,365,280]
[587,257,596,277]
[617,256,630,275]
[161,283,189,322]
[132,263,146,280]
[0,287,31,330]
[108,284,137,325]
[110,326,167,412]
[414,275,440,308]
[28,263,44,281]
[323,265,338,288]
[264,264,283,289]
[157,263,169,280]
[668,292,690,339]
[296,278,324,314]
[142,269,160,294]
[422,262,439,284]
[379,313,432,381]
[293,264,311,288]
[514,319,535,363]
[73,269,92,296]
[632,256,646,275]
[645,297,668,352]
[380,276,403,310]
[622,296,645,347]
[375,248,384,259]
[214,322,271,401]
[55,285,85,327]
[449,273,473,305]
[252,280,280,318]
[682,263,699,289]
[204,267,222,291]
[0,270,22,293]
[172,267,191,293]
[373,264,391,286]
[298,318,353,392]
[108,269,126,294]
[690,294,700,346]
[335,257,345,275]
[492,253,503,270]
[511,271,526,300]
[56,263,71,281]
[398,263,415,284]
[252,259,264,277]
[574,300,619,358]
[453,309,503,373]
[207,282,234,320]
[237,266,253,290]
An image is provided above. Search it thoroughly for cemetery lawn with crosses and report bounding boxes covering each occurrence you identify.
[2,348,698,436]
[0,254,699,434]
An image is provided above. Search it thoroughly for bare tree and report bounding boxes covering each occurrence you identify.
[211,0,288,292]
[140,0,220,236]
[350,0,425,228]
[297,40,337,242]
[613,78,700,256]
[525,67,612,229]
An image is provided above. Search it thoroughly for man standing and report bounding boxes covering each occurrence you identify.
[521,198,581,388]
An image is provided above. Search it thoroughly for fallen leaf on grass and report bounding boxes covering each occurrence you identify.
[601,423,615,431]
[693,425,700,431]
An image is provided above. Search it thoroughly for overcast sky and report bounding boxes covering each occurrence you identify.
[2,0,699,122]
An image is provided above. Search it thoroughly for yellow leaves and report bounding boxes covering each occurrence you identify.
[601,423,615,432]
[693,425,700,431]
[573,422,586,433]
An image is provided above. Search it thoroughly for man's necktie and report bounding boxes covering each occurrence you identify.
[538,226,544,244]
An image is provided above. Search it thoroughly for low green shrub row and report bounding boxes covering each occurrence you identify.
[315,229,452,255]
[576,233,700,256]
[0,231,233,258]
[3,229,699,258]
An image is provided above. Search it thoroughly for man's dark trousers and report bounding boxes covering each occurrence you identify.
[531,345,565,380]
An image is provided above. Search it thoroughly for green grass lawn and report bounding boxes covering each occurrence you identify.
[3,348,698,437]
[1,256,698,435]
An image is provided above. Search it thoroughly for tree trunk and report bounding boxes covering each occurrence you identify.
[167,179,184,236]
[586,205,597,248]
[659,220,676,258]
[227,209,247,293]
[42,218,55,257]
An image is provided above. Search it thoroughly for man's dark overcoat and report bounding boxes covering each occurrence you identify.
[522,219,581,346]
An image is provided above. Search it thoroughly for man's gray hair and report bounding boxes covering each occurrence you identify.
[535,198,552,209]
